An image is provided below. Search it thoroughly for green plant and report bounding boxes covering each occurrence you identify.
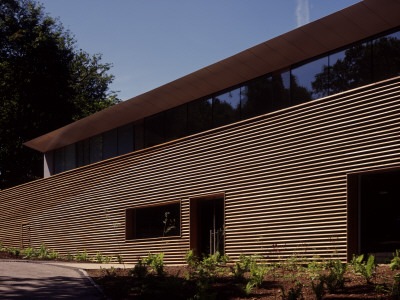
[115,253,124,264]
[323,260,347,292]
[280,282,304,300]
[76,249,89,261]
[103,266,116,277]
[311,276,326,300]
[21,247,36,259]
[37,244,49,259]
[249,261,268,287]
[242,281,256,297]
[231,254,254,281]
[391,272,400,298]
[103,255,112,263]
[95,251,104,263]
[65,252,74,261]
[185,249,199,268]
[48,249,59,260]
[351,254,376,284]
[130,260,148,278]
[0,241,4,251]
[143,252,165,276]
[390,250,400,271]
[9,247,20,258]
[306,257,327,280]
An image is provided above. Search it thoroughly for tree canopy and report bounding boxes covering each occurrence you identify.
[0,0,120,189]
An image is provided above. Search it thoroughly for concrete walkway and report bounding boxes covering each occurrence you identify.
[0,260,132,299]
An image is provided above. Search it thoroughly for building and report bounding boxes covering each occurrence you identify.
[1,0,400,264]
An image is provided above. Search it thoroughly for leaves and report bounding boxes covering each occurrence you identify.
[0,0,120,189]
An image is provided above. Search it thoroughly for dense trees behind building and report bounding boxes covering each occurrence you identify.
[0,0,120,189]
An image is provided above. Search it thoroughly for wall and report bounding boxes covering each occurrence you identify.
[1,77,400,264]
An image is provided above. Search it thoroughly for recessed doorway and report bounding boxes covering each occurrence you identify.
[348,168,400,261]
[190,194,225,257]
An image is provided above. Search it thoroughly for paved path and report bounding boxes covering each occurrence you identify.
[0,260,105,299]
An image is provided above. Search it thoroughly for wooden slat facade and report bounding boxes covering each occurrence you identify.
[1,77,400,264]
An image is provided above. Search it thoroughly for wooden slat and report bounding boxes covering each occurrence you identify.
[1,77,400,263]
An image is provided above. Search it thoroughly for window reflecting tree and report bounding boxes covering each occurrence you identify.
[213,88,241,127]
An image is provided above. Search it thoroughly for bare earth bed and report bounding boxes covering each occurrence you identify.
[87,264,398,299]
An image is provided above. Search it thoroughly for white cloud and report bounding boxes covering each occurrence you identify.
[296,0,310,27]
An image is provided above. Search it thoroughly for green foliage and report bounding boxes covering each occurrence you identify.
[8,247,20,257]
[0,0,119,189]
[37,244,49,259]
[242,281,256,297]
[322,260,347,293]
[391,272,400,297]
[249,260,268,287]
[311,277,325,300]
[351,254,376,284]
[185,249,198,268]
[231,254,254,281]
[48,249,59,260]
[280,282,304,300]
[75,249,89,261]
[21,247,36,259]
[390,250,400,271]
[115,253,123,264]
[143,252,165,277]
[65,252,74,261]
[130,260,148,279]
[306,257,327,280]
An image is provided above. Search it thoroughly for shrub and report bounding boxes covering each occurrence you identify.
[76,249,89,261]
[185,249,199,268]
[249,261,268,287]
[280,282,303,300]
[130,260,148,279]
[231,254,254,281]
[351,254,376,284]
[115,253,124,264]
[311,277,325,300]
[390,250,400,271]
[9,247,20,258]
[392,272,400,297]
[65,252,74,261]
[48,249,59,260]
[21,247,36,259]
[143,252,165,276]
[323,260,347,292]
[37,244,49,259]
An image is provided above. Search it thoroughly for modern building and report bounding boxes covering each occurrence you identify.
[1,0,400,263]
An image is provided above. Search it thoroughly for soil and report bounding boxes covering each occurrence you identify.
[87,264,399,300]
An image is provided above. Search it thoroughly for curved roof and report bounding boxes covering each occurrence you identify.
[24,0,400,153]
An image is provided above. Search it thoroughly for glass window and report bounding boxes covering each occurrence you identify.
[188,98,212,134]
[103,129,118,159]
[64,144,76,171]
[76,139,90,167]
[212,87,241,127]
[271,70,290,109]
[126,202,181,239]
[134,119,144,150]
[118,124,134,155]
[328,42,372,94]
[54,147,65,174]
[241,76,273,119]
[292,56,329,103]
[373,30,400,82]
[165,104,187,141]
[90,134,102,163]
[144,112,165,148]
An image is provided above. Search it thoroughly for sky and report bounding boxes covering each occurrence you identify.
[39,0,360,101]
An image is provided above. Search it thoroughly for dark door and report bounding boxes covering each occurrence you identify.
[190,196,224,257]
[359,169,400,255]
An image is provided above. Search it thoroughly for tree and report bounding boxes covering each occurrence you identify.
[0,0,120,189]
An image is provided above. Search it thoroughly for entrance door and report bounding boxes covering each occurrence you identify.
[348,168,400,261]
[190,194,225,257]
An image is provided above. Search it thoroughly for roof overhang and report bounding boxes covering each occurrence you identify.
[24,0,400,153]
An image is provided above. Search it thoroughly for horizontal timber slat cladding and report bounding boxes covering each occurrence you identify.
[1,77,400,264]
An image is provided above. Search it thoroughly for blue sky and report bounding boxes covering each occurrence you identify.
[39,0,360,101]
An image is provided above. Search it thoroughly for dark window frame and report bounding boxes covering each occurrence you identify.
[125,200,182,241]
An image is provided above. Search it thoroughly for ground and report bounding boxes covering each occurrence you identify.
[87,264,399,299]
